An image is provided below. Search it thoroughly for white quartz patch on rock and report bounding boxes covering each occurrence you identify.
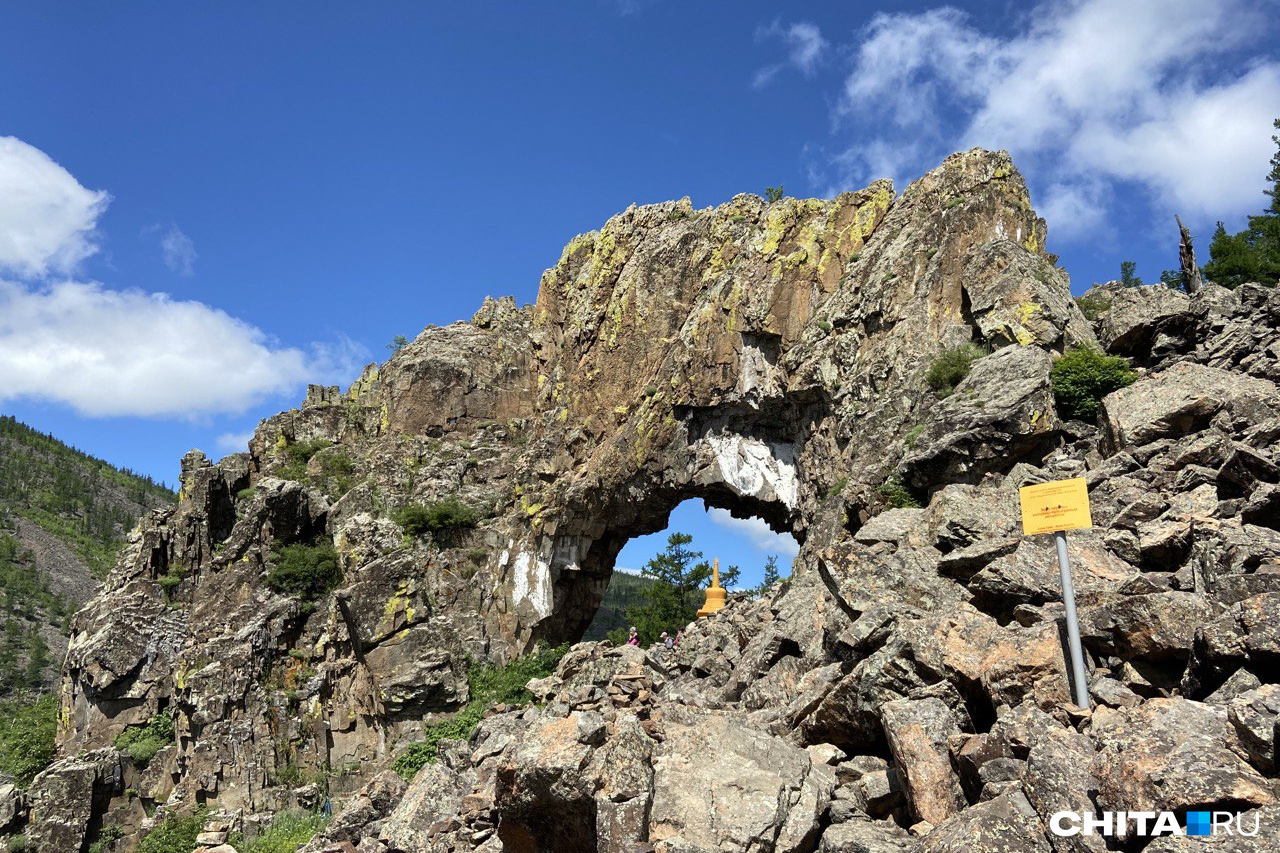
[512,548,552,619]
[702,433,798,509]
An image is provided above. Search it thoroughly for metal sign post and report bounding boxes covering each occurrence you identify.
[1019,478,1093,710]
[1054,530,1090,709]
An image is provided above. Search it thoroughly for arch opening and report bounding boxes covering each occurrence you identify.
[533,487,801,648]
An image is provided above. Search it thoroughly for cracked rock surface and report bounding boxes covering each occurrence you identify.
[6,149,1280,852]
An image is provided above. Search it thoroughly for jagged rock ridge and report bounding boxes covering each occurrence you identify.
[8,148,1278,852]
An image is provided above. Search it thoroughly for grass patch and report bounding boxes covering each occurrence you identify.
[114,711,175,768]
[276,438,332,482]
[230,809,329,853]
[0,693,57,787]
[925,343,985,397]
[1051,345,1138,422]
[314,450,357,500]
[903,424,926,448]
[137,809,206,853]
[87,824,126,853]
[391,643,569,779]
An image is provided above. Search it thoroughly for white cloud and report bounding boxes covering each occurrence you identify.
[707,508,800,559]
[215,430,257,454]
[161,225,197,276]
[0,279,366,417]
[831,0,1280,234]
[1037,180,1112,243]
[0,137,109,278]
[754,21,829,88]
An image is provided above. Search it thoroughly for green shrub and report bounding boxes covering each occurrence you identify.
[765,185,784,203]
[157,571,184,594]
[315,451,357,500]
[924,343,985,396]
[137,809,205,853]
[1075,293,1112,321]
[878,476,923,509]
[236,486,257,502]
[277,439,332,481]
[266,544,342,605]
[394,497,479,539]
[87,824,126,853]
[114,711,175,768]
[230,809,329,853]
[0,694,57,787]
[903,424,926,448]
[391,643,569,779]
[816,320,833,333]
[1051,346,1137,422]
[6,834,27,852]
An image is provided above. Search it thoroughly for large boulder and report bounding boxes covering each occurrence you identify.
[1100,363,1278,455]
[1091,699,1278,814]
[24,749,123,853]
[648,706,835,853]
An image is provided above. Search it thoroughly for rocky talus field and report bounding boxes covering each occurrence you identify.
[3,148,1280,852]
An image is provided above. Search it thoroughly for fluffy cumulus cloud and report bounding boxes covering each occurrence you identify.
[0,280,364,417]
[754,20,829,88]
[830,0,1280,232]
[161,224,197,276]
[0,137,109,278]
[0,137,366,418]
[708,508,800,559]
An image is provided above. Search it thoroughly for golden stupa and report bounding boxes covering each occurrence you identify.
[696,558,726,618]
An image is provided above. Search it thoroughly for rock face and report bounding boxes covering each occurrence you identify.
[12,150,1280,851]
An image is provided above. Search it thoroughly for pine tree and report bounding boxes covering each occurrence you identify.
[1204,118,1280,288]
[622,533,712,644]
[1119,260,1142,287]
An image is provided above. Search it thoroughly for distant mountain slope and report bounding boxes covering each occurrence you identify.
[581,570,659,641]
[0,415,175,700]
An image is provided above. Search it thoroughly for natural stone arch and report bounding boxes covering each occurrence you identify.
[513,394,817,648]
[58,149,1094,811]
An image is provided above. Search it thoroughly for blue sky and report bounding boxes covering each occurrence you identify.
[1,1,1276,586]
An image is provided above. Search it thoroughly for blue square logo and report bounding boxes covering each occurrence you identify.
[1186,811,1212,836]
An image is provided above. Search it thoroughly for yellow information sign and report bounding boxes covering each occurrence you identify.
[1019,477,1092,536]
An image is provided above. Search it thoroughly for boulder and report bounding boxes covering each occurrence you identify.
[820,818,921,853]
[901,346,1060,490]
[0,783,25,834]
[648,706,834,853]
[879,698,966,827]
[921,792,1051,853]
[1100,363,1278,455]
[1227,684,1280,774]
[23,749,122,853]
[1092,699,1278,814]
[1183,593,1280,698]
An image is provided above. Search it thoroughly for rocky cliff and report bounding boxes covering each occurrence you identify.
[7,148,1279,852]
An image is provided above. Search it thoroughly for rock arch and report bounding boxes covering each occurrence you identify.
[59,149,1092,810]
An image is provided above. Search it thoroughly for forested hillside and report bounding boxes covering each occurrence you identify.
[0,415,174,701]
